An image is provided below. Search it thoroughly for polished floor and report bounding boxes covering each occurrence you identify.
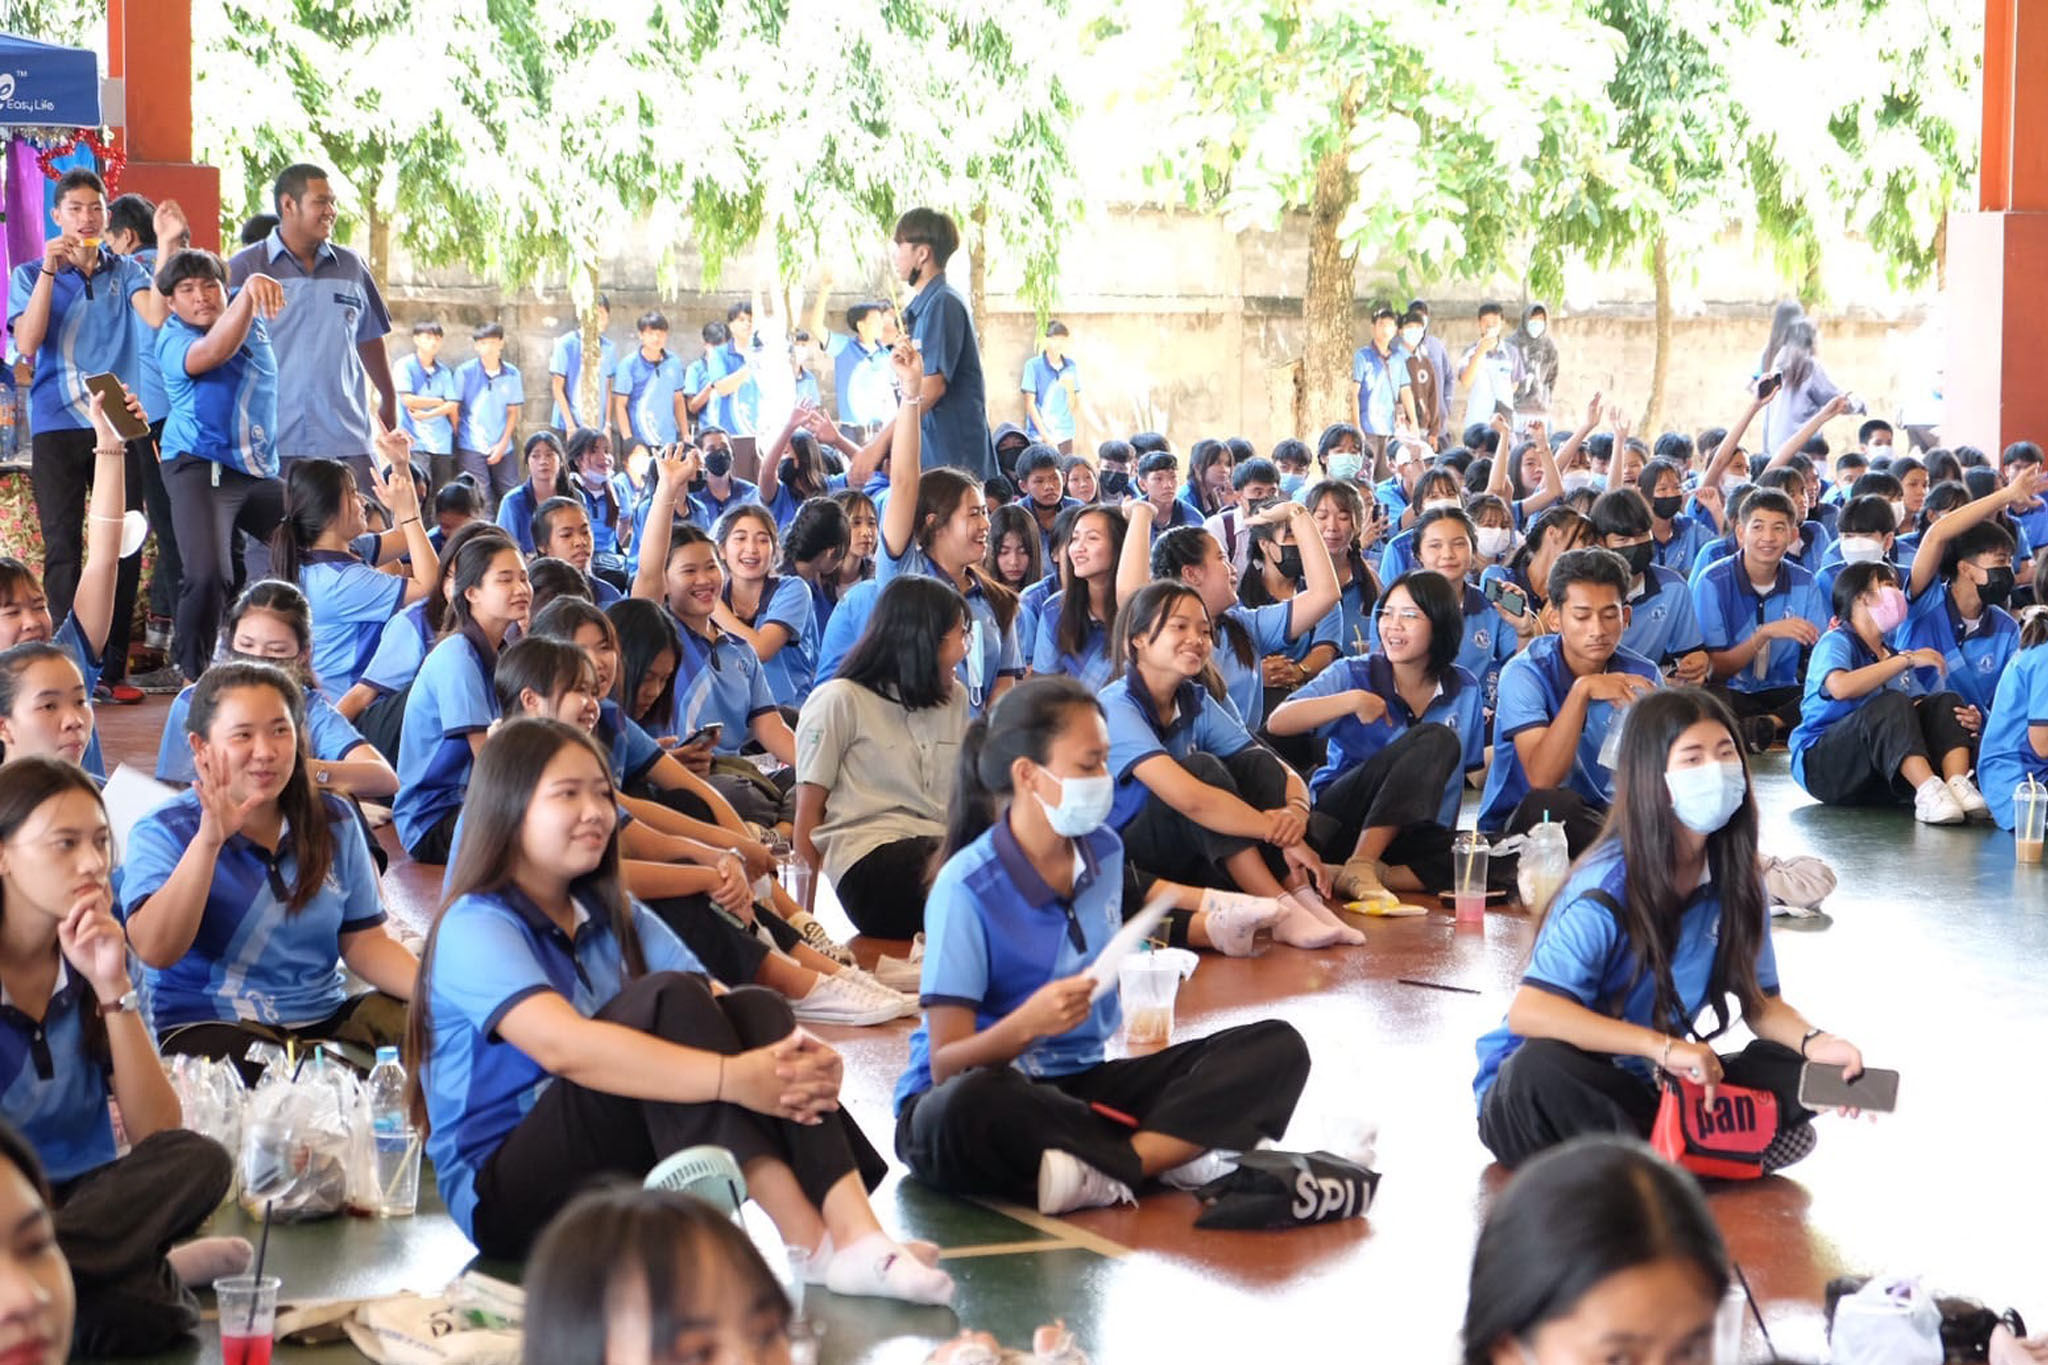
[92,697,2047,1364]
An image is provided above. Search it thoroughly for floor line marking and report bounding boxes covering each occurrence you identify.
[937,1240,1088,1260]
[970,1199,1133,1259]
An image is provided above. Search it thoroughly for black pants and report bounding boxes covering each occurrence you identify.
[1120,748,1289,890]
[157,990,408,1084]
[470,973,887,1260]
[161,455,287,682]
[1478,1037,1812,1168]
[1504,788,1607,860]
[30,425,147,682]
[1713,683,1802,734]
[835,836,942,939]
[1798,689,1974,806]
[138,428,182,624]
[895,1019,1309,1201]
[357,683,409,766]
[625,776,716,824]
[456,446,519,513]
[642,893,772,986]
[1306,724,1462,889]
[407,807,462,865]
[57,1129,232,1358]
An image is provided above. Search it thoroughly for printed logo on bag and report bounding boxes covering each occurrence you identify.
[1691,1091,1761,1138]
[1291,1170,1368,1221]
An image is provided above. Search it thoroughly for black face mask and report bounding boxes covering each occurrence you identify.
[777,459,802,488]
[1978,565,2016,607]
[1099,470,1131,499]
[1619,541,1654,579]
[704,447,733,478]
[1275,546,1304,580]
[1651,494,1684,521]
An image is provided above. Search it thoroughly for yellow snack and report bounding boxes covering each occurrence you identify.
[1346,896,1425,918]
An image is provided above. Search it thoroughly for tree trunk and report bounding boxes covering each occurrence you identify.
[577,260,604,432]
[1299,102,1360,443]
[1933,210,1948,293]
[969,200,989,332]
[367,202,390,285]
[1643,232,1671,432]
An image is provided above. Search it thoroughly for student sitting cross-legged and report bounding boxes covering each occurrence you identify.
[410,717,953,1304]
[1473,687,1866,1169]
[1690,488,1829,753]
[1981,607,2048,831]
[892,677,1311,1216]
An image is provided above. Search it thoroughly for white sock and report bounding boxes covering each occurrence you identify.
[166,1236,252,1288]
[823,1232,956,1306]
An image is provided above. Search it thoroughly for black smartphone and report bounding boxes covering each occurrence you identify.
[1754,370,1784,403]
[1483,577,1529,618]
[83,373,149,440]
[1493,400,1514,422]
[1797,1062,1899,1113]
[679,722,723,750]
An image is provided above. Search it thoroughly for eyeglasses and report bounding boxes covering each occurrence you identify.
[1376,608,1426,625]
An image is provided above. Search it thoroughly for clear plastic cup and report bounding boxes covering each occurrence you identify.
[1118,956,1179,1050]
[1452,832,1489,924]
[373,1125,421,1217]
[784,1245,809,1321]
[216,1274,281,1365]
[2015,778,2046,865]
[779,854,817,913]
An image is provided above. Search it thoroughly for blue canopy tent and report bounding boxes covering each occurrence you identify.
[0,32,101,128]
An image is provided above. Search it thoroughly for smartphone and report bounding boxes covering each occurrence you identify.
[1797,1062,1899,1113]
[1483,577,1529,618]
[1493,400,1514,422]
[680,722,723,750]
[1754,370,1784,403]
[83,373,149,440]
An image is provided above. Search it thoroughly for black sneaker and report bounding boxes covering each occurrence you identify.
[1761,1121,1817,1173]
[129,663,190,695]
[1741,715,1777,754]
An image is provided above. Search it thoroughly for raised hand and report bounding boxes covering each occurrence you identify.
[192,746,265,847]
[241,272,285,319]
[57,887,128,1000]
[85,383,143,447]
[889,339,923,396]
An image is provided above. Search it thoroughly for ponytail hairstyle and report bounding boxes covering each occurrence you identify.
[186,662,336,913]
[606,597,684,727]
[941,675,1102,862]
[0,756,112,1060]
[1055,506,1129,661]
[270,458,359,583]
[914,467,1018,633]
[779,497,850,576]
[1149,527,1253,669]
[1109,580,1228,702]
[222,579,319,688]
[983,503,1043,592]
[1509,505,1594,596]
[427,523,516,636]
[2018,604,2048,650]
[493,636,599,719]
[406,719,641,1129]
[434,477,485,525]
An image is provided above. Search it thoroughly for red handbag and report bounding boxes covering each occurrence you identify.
[1650,1072,1779,1181]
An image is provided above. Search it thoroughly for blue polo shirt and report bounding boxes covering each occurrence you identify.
[1896,583,2018,717]
[396,354,458,455]
[1032,591,1114,690]
[828,332,897,428]
[155,310,280,477]
[1021,354,1081,442]
[227,231,391,459]
[1017,573,1059,662]
[1621,564,1705,667]
[1477,635,1661,832]
[1351,343,1403,435]
[126,247,168,423]
[1101,674,1257,828]
[895,820,1124,1112]
[2011,498,2048,566]
[1789,628,1922,792]
[395,634,499,851]
[1290,654,1484,826]
[726,575,816,706]
[301,550,407,695]
[719,341,761,435]
[579,474,634,557]
[359,601,434,697]
[455,358,523,453]
[1215,600,1307,731]
[496,480,567,554]
[0,962,117,1183]
[1376,528,1420,585]
[548,330,616,431]
[157,683,367,782]
[48,615,106,780]
[596,699,663,784]
[421,886,704,1239]
[118,791,387,1029]
[765,473,848,530]
[1691,554,1828,693]
[1653,513,1713,575]
[1367,582,1516,709]
[615,349,687,446]
[690,478,761,531]
[7,248,153,431]
[1473,844,1779,1102]
[670,618,778,755]
[1981,645,2048,829]
[903,271,995,479]
[1336,567,1377,658]
[681,347,744,438]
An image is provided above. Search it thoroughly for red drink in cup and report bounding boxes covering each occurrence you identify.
[215,1274,280,1365]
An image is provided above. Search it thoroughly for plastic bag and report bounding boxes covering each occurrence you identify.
[166,1054,246,1194]
[1829,1274,1943,1364]
[238,1048,361,1221]
[1192,1149,1380,1229]
[275,1272,524,1364]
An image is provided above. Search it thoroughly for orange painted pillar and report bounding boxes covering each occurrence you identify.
[1945,0,2048,458]
[104,0,221,252]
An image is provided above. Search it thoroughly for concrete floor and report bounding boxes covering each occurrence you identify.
[87,697,2048,1365]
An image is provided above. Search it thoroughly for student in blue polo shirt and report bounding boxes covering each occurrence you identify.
[689,427,761,530]
[682,320,746,438]
[893,677,1309,1215]
[548,295,615,432]
[1032,506,1126,690]
[1304,478,1384,655]
[0,643,99,775]
[1474,687,1865,1167]
[1895,471,2042,727]
[779,498,853,637]
[1230,500,1346,725]
[1637,457,1714,575]
[708,505,815,708]
[454,322,525,513]
[1401,508,1518,709]
[2003,442,2048,565]
[272,442,441,694]
[1375,467,1466,583]
[1020,321,1083,451]
[1015,445,1082,563]
[827,301,897,429]
[395,537,531,861]
[1817,493,1901,604]
[987,503,1047,608]
[0,757,245,1358]
[894,208,996,479]
[121,664,418,1066]
[410,718,949,1302]
[1478,548,1661,854]
[1691,488,1829,753]
[496,431,572,554]
[1754,465,1834,573]
[613,312,689,456]
[1481,505,1591,641]
[529,496,623,607]
[1591,489,1710,685]
[763,420,855,529]
[396,320,460,485]
[1981,609,2048,830]
[1268,571,1486,903]
[1788,561,1979,823]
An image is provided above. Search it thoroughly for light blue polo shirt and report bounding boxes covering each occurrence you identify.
[1653,513,1714,576]
[682,347,745,438]
[1215,600,1308,731]
[1620,564,1705,667]
[1895,583,2018,717]
[1789,627,1922,792]
[670,618,779,755]
[396,354,458,455]
[496,480,571,554]
[824,547,1024,714]
[615,349,687,446]
[421,886,704,1239]
[6,248,153,431]
[301,550,408,695]
[455,358,523,453]
[1032,590,1114,690]
[689,478,761,531]
[1691,554,1828,693]
[1477,634,1661,832]
[578,474,634,558]
[395,634,498,851]
[1981,645,2048,829]
[1473,844,1779,1102]
[155,310,279,477]
[1376,528,1420,586]
[727,574,816,706]
[765,472,848,530]
[895,820,1124,1113]
[1364,581,1516,707]
[903,271,995,479]
[828,332,896,428]
[1351,343,1402,435]
[1021,354,1081,442]
[226,231,391,459]
[1289,654,1485,827]
[0,962,117,1184]
[126,246,168,423]
[118,790,387,1029]
[595,699,664,784]
[718,342,761,435]
[1017,572,1059,656]
[1101,674,1256,828]
[360,601,434,697]
[156,682,367,783]
[549,330,616,431]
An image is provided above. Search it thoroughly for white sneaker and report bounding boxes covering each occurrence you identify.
[1035,1149,1136,1215]
[789,911,856,965]
[841,966,918,1018]
[1914,777,1967,826]
[791,972,912,1027]
[1158,1148,1237,1191]
[871,933,925,992]
[1197,889,1278,957]
[1947,773,1992,821]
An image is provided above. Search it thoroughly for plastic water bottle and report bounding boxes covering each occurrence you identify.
[1517,814,1570,914]
[366,1046,420,1216]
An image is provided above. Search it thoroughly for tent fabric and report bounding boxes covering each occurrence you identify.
[0,32,101,129]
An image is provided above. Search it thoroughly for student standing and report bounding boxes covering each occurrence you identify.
[454,322,525,513]
[548,295,615,434]
[613,312,689,459]
[1021,321,1083,453]
[396,320,461,487]
[827,301,898,430]
[894,208,996,479]
[1691,489,1828,751]
[683,321,748,439]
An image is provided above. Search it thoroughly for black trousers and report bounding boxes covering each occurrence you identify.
[895,1019,1310,1201]
[407,807,463,865]
[357,683,409,766]
[30,425,147,682]
[456,446,519,513]
[625,776,716,824]
[1798,689,1974,806]
[641,893,772,986]
[157,990,408,1084]
[835,836,942,940]
[1120,747,1289,890]
[469,974,887,1260]
[161,455,287,682]
[1713,682,1802,734]
[138,426,181,624]
[1477,1037,1812,1168]
[1306,723,1462,889]
[1504,788,1607,860]
[57,1129,232,1358]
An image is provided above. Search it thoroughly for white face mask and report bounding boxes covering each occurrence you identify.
[1035,770,1115,837]
[1888,500,1910,531]
[1525,319,1547,339]
[1401,328,1423,349]
[1562,471,1594,493]
[1665,760,1748,834]
[1476,526,1514,560]
[1839,535,1885,565]
[1423,497,1463,513]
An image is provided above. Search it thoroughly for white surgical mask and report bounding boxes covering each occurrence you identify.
[1839,535,1885,565]
[1888,500,1910,531]
[1475,526,1514,560]
[1036,770,1115,837]
[1562,471,1594,493]
[1423,497,1462,513]
[1525,319,1547,339]
[1665,760,1748,834]
[1327,453,1365,483]
[1401,327,1423,349]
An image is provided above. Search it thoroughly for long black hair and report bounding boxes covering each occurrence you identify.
[1149,526,1254,668]
[186,663,337,913]
[983,502,1042,592]
[0,756,113,1059]
[441,535,525,668]
[1110,580,1228,702]
[1462,1136,1728,1364]
[1383,570,1463,680]
[779,497,850,576]
[1508,505,1593,601]
[778,427,832,502]
[912,467,1018,633]
[269,458,359,583]
[1184,438,1231,515]
[606,597,683,728]
[943,675,1101,860]
[427,523,515,636]
[1055,505,1128,661]
[837,576,970,712]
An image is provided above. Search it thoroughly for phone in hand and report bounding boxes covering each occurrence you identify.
[1483,576,1529,618]
[1754,370,1784,403]
[1493,400,1514,422]
[83,373,149,441]
[1797,1062,1899,1113]
[679,722,723,750]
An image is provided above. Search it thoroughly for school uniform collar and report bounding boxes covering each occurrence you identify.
[1944,587,1997,642]
[302,547,364,566]
[0,959,77,1014]
[1731,554,1792,602]
[1460,583,1490,617]
[989,817,1102,912]
[1537,633,1630,689]
[263,228,337,267]
[499,884,595,944]
[1363,652,1457,719]
[1127,676,1207,745]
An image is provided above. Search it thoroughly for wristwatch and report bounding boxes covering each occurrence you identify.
[100,989,139,1017]
[315,766,332,786]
